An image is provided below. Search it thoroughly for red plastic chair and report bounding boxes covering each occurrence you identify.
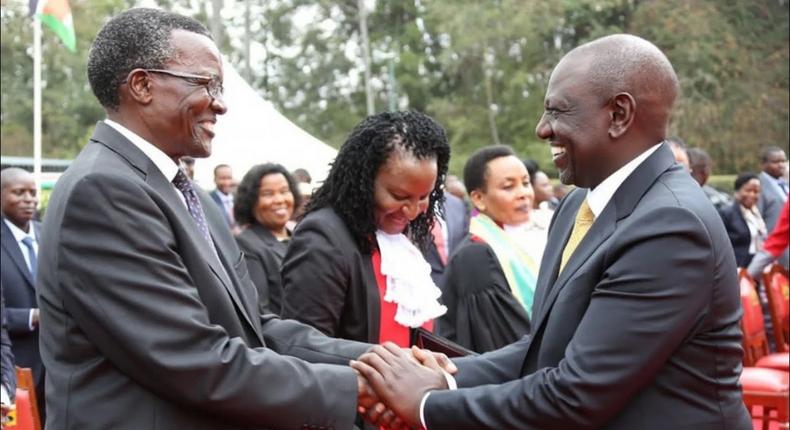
[740,367,789,430]
[763,264,790,353]
[5,367,41,430]
[740,270,789,371]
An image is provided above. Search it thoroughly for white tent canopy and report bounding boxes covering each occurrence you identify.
[193,61,336,188]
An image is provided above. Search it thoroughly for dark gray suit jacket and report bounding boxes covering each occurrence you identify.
[37,121,369,430]
[423,143,751,429]
[0,219,43,390]
[758,171,789,266]
[210,189,234,227]
[235,224,289,314]
[1,292,16,398]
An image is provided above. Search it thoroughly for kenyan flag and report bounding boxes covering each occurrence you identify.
[30,0,76,52]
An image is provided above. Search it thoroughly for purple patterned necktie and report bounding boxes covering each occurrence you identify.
[172,168,213,245]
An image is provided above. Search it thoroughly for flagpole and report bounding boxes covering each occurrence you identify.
[33,12,43,200]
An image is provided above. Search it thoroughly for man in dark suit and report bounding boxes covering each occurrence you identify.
[353,34,750,430]
[1,291,17,420]
[36,9,376,429]
[426,193,469,288]
[0,168,44,414]
[209,163,236,229]
[757,146,788,268]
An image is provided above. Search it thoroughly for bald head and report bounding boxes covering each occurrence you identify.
[563,34,679,139]
[537,34,680,189]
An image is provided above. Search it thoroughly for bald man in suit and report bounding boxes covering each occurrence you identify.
[353,34,750,430]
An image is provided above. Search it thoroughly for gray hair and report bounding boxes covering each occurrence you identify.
[87,8,211,111]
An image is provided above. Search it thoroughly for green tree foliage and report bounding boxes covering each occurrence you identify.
[1,0,787,177]
[1,0,131,158]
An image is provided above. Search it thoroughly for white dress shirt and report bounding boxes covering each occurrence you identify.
[104,119,187,209]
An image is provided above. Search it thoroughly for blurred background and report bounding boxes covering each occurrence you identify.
[1,0,788,187]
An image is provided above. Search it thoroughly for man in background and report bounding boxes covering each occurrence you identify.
[427,193,469,288]
[209,163,236,231]
[757,146,788,268]
[667,136,690,171]
[687,147,731,210]
[0,168,45,417]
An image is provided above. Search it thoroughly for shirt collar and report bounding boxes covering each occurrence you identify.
[216,190,232,201]
[104,119,180,183]
[3,218,34,243]
[586,142,662,217]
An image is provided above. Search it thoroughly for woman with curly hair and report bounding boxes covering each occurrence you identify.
[234,163,302,314]
[280,111,450,346]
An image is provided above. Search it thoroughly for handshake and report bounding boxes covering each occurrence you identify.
[351,342,457,430]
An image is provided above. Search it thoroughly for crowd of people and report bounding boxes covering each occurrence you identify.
[1,6,788,430]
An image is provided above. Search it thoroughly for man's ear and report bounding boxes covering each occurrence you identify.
[608,92,635,139]
[124,69,154,105]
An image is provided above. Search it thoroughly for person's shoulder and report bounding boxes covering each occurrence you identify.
[452,235,495,263]
[235,227,260,247]
[300,206,346,229]
[292,207,357,250]
[444,194,466,211]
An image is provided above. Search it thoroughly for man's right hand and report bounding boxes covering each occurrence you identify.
[351,342,448,429]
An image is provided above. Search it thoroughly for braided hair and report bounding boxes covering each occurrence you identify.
[306,111,450,253]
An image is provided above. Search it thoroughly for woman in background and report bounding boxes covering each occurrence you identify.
[720,172,767,267]
[438,145,536,353]
[280,111,449,347]
[235,163,301,313]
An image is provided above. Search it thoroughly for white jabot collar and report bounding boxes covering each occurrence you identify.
[375,230,447,328]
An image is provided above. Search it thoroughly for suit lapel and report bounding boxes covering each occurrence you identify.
[530,191,581,316]
[362,251,381,342]
[198,189,264,343]
[148,167,262,342]
[532,202,617,331]
[1,220,35,288]
[528,143,677,344]
[91,121,263,343]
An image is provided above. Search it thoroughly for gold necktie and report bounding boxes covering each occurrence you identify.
[560,199,595,273]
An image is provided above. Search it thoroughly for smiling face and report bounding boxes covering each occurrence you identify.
[735,178,761,209]
[535,54,613,189]
[254,172,295,234]
[214,165,234,194]
[471,155,532,226]
[146,30,226,161]
[1,172,37,231]
[373,150,438,235]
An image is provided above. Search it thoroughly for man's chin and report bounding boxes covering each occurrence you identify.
[558,171,574,186]
[189,140,213,159]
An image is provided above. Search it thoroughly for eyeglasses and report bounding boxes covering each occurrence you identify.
[144,69,224,99]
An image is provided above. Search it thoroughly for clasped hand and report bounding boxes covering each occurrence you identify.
[352,342,456,429]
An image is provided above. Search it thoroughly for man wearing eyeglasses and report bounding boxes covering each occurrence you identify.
[36,8,382,430]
